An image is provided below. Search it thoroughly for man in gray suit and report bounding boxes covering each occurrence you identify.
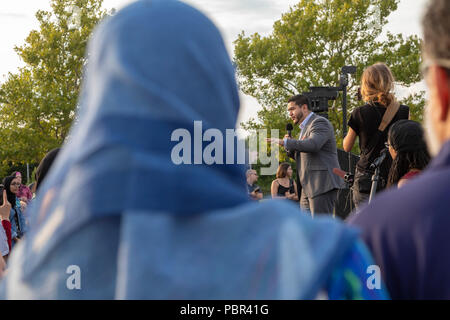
[270,95,343,215]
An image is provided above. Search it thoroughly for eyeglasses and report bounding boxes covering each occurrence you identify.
[10,182,21,186]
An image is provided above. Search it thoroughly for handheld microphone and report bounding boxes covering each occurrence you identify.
[286,123,293,138]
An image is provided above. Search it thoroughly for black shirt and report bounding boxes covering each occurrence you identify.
[348,103,409,178]
[276,179,295,197]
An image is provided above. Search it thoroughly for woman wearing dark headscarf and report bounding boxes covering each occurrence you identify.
[2,175,26,247]
[0,0,387,299]
[386,120,430,188]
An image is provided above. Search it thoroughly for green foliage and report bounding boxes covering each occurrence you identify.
[234,0,424,154]
[0,0,109,174]
[403,91,426,123]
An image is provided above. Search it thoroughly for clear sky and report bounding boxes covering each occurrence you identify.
[0,0,430,128]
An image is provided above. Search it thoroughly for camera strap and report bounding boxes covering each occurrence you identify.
[378,99,400,132]
[362,100,401,159]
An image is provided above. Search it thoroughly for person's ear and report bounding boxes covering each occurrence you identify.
[434,66,450,121]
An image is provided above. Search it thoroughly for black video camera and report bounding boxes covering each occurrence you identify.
[303,87,339,114]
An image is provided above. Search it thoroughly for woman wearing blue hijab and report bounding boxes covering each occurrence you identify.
[0,0,387,299]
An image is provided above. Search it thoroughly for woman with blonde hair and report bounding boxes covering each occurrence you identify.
[343,63,410,208]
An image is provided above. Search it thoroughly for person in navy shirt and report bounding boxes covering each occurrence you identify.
[349,0,450,299]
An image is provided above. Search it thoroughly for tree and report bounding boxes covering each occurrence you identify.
[234,0,424,152]
[0,0,109,175]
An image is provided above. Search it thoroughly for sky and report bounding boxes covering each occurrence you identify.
[0,0,430,129]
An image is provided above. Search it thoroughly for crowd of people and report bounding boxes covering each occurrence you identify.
[0,173,31,259]
[0,0,449,300]
[0,149,60,264]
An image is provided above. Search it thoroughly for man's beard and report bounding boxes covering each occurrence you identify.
[424,103,442,157]
[294,111,303,125]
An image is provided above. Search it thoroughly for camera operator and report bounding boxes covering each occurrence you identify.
[343,63,409,208]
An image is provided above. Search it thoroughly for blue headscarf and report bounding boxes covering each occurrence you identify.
[21,0,249,275]
[5,0,360,299]
[43,0,246,213]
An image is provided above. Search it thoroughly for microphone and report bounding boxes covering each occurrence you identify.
[370,148,388,170]
[286,123,293,138]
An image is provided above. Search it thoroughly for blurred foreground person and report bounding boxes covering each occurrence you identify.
[0,0,386,299]
[350,0,450,299]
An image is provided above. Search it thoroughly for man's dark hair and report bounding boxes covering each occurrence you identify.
[422,0,450,64]
[288,94,311,110]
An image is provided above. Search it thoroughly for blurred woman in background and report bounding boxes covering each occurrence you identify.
[386,120,430,188]
[3,174,27,247]
[0,0,387,299]
[13,172,32,205]
[1,190,12,260]
[271,162,299,201]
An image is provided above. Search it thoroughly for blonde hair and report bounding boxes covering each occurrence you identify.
[360,63,396,106]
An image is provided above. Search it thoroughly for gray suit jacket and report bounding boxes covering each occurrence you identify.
[285,113,344,198]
